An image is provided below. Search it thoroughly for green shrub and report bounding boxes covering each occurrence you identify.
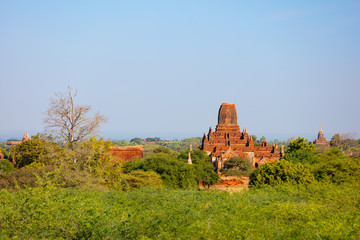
[0,160,14,173]
[10,134,62,168]
[0,167,105,190]
[282,149,319,165]
[312,157,360,184]
[249,160,315,187]
[124,170,163,189]
[123,150,219,189]
[221,156,252,176]
[0,148,9,159]
[177,149,219,185]
[123,153,197,188]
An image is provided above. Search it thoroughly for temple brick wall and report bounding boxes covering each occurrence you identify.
[109,145,144,162]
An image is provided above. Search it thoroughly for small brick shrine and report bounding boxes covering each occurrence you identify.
[201,103,282,171]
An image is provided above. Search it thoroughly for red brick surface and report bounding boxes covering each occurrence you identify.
[109,146,144,162]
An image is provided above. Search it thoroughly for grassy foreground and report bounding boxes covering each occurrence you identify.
[1,182,359,239]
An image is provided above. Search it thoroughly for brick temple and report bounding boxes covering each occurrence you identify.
[311,126,330,148]
[201,103,282,171]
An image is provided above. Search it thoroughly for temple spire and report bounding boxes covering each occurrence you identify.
[187,152,192,164]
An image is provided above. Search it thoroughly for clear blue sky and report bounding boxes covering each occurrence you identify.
[0,1,359,140]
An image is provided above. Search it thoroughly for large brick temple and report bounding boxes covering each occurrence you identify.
[201,103,282,171]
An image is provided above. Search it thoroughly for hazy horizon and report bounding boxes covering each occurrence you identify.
[0,128,352,143]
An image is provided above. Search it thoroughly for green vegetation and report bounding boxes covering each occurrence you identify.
[113,137,203,154]
[10,134,61,168]
[0,160,14,173]
[0,182,359,239]
[249,160,315,187]
[1,132,360,239]
[123,149,219,188]
[287,136,316,153]
[221,156,253,176]
[331,133,360,157]
[1,134,217,191]
[0,147,9,159]
[312,149,360,184]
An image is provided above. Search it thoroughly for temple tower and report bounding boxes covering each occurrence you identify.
[201,103,280,171]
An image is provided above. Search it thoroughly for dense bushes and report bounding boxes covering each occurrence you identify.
[100,161,163,191]
[252,146,360,188]
[0,166,105,190]
[312,156,360,183]
[0,182,359,239]
[282,149,319,165]
[10,134,62,168]
[123,150,219,188]
[0,160,14,173]
[249,160,315,187]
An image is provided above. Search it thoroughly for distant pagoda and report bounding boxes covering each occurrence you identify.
[6,130,30,147]
[311,126,330,148]
[200,103,282,171]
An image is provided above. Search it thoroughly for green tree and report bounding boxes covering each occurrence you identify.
[123,154,195,188]
[10,134,61,168]
[69,137,115,172]
[330,133,359,151]
[0,160,14,173]
[177,149,219,185]
[260,136,266,142]
[130,137,144,145]
[310,147,360,183]
[287,137,316,154]
[123,150,219,188]
[283,150,318,165]
[222,156,253,176]
[153,146,173,154]
[330,133,360,157]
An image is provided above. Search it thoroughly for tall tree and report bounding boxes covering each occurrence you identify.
[43,87,106,146]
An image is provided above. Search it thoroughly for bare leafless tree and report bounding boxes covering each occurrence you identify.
[43,87,107,147]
